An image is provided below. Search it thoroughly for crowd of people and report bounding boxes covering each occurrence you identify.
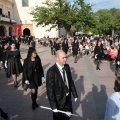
[0,35,44,119]
[0,34,120,120]
[48,35,120,70]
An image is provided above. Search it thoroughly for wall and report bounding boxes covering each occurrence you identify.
[0,0,14,36]
[13,0,59,38]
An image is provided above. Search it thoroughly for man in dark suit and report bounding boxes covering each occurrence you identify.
[54,39,60,51]
[46,50,78,120]
[49,39,55,55]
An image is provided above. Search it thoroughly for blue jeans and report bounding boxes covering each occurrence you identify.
[85,49,89,55]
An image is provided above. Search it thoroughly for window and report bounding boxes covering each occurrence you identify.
[22,0,29,7]
[0,8,2,15]
[8,11,10,17]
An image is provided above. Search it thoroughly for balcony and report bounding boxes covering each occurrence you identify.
[0,16,16,23]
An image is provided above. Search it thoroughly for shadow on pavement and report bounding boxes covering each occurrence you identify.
[43,63,50,71]
[109,62,116,73]
[67,53,72,59]
[73,75,85,119]
[77,54,83,61]
[80,84,108,120]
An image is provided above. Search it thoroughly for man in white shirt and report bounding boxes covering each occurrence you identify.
[46,50,78,120]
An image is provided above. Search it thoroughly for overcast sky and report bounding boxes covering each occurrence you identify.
[68,0,120,12]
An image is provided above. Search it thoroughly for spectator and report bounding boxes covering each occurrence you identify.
[104,77,120,120]
[84,43,90,55]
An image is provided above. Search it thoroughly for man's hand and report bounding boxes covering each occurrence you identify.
[65,112,72,117]
[95,54,97,59]
[74,98,78,102]
[5,63,7,68]
[117,61,120,65]
[52,109,58,113]
[25,80,30,85]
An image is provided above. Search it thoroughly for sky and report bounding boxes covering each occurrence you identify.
[68,0,120,12]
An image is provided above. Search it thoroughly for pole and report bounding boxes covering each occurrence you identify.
[40,106,79,117]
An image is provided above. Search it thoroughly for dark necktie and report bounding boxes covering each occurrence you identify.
[62,67,69,93]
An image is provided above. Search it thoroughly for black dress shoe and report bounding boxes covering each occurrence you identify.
[98,68,101,70]
[35,103,39,107]
[32,104,36,110]
[96,67,98,70]
[14,82,18,88]
[74,61,77,63]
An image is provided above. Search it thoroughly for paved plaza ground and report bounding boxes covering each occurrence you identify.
[0,45,116,120]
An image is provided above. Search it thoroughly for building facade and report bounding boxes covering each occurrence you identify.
[0,0,67,38]
[0,0,16,36]
[13,0,67,38]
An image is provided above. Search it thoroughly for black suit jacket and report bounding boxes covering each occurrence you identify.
[46,64,78,110]
[62,43,69,52]
[54,42,60,51]
[50,40,55,47]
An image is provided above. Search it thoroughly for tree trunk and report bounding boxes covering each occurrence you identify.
[112,29,114,37]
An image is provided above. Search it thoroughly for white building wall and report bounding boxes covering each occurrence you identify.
[13,0,59,38]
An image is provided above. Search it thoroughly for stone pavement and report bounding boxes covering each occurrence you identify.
[0,45,115,120]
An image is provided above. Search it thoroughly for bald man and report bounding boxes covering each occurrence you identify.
[46,50,78,120]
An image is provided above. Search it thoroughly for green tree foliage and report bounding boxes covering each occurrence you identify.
[110,8,120,34]
[30,0,120,35]
[30,0,94,34]
[93,8,120,35]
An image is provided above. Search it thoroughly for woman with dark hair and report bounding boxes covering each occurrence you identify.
[104,77,120,120]
[94,41,103,70]
[5,42,23,87]
[54,39,60,51]
[22,47,44,110]
[0,44,9,76]
[62,39,69,54]
[72,39,79,63]
[14,36,21,50]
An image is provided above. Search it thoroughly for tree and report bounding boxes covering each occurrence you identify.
[30,0,94,35]
[93,8,120,36]
[110,8,120,35]
[73,0,96,33]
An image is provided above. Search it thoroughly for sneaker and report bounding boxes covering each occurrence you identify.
[9,115,18,120]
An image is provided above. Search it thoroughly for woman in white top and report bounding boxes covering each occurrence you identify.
[104,77,120,120]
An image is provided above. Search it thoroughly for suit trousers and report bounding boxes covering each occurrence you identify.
[0,108,8,119]
[51,47,55,55]
[53,94,72,120]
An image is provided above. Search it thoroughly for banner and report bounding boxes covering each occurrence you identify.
[14,24,22,36]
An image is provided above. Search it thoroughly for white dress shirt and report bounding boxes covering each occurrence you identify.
[56,63,69,95]
[104,92,120,120]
